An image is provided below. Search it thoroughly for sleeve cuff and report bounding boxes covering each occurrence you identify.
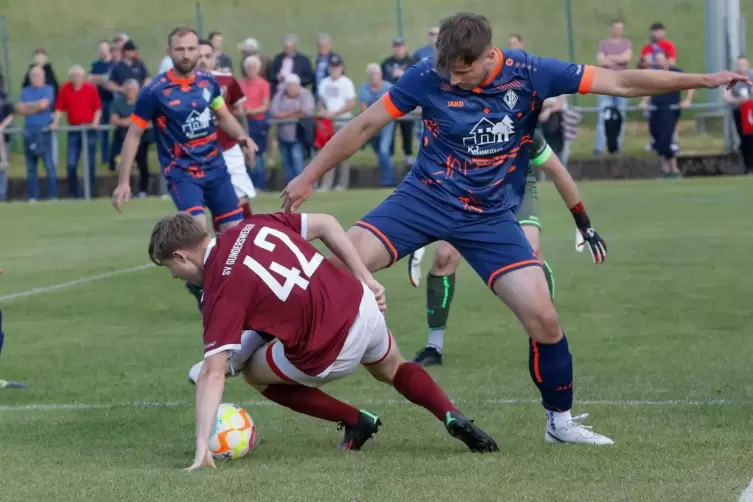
[381,93,405,119]
[129,114,148,129]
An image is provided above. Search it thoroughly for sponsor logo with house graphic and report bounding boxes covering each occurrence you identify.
[182,108,212,140]
[462,116,516,155]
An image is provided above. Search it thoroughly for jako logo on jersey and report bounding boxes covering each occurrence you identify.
[462,116,515,155]
[447,100,464,107]
[182,108,212,139]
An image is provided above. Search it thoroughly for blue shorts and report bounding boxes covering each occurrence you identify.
[167,169,243,225]
[356,184,540,288]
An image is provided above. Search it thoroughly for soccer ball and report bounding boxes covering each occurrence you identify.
[210,403,256,460]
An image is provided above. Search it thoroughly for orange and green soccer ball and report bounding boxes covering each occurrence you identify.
[210,403,256,460]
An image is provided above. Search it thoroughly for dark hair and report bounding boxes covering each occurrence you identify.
[168,26,199,47]
[509,33,523,42]
[198,39,213,49]
[612,19,624,25]
[208,31,221,41]
[650,22,665,31]
[435,12,492,73]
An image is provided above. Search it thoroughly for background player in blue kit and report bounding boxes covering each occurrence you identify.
[111,26,256,234]
[282,13,749,446]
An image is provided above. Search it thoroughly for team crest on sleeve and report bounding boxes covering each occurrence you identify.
[462,116,515,155]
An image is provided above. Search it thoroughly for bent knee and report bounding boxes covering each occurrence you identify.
[366,347,405,383]
[523,307,562,344]
[432,243,461,273]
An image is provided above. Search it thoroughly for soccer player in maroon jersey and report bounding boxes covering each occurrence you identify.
[282,13,749,445]
[148,212,498,470]
[197,39,256,228]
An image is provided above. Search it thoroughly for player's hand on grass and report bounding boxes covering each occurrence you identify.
[111,182,131,213]
[183,449,215,472]
[570,201,607,264]
[281,174,314,212]
[704,71,752,90]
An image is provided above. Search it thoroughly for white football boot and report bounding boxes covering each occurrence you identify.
[407,246,426,287]
[545,411,614,445]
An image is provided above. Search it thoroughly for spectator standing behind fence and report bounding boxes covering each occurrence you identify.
[594,20,632,155]
[108,41,150,94]
[0,88,12,201]
[413,26,439,61]
[381,38,418,165]
[52,65,102,199]
[723,56,753,175]
[359,63,396,187]
[270,73,314,183]
[313,33,341,99]
[110,80,150,196]
[316,55,354,191]
[269,35,314,96]
[640,23,677,66]
[17,66,57,202]
[90,40,116,167]
[22,49,60,168]
[239,55,271,190]
[158,47,173,73]
[238,38,270,78]
[208,31,233,72]
[640,51,693,178]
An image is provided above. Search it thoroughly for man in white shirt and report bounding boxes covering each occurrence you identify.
[316,54,355,191]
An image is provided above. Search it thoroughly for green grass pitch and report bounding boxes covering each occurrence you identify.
[1,178,753,501]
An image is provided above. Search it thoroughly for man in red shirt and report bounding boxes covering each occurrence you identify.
[197,39,255,228]
[148,212,498,470]
[640,22,677,66]
[52,64,102,198]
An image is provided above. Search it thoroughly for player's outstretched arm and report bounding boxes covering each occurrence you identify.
[185,351,226,471]
[281,102,394,212]
[111,124,145,212]
[305,213,386,310]
[588,66,751,98]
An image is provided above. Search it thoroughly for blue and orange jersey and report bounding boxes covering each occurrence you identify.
[382,48,595,214]
[130,69,227,178]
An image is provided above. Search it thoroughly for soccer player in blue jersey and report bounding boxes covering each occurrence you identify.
[282,13,748,445]
[112,26,256,234]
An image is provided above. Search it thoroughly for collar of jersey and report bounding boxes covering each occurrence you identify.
[479,47,504,88]
[167,68,196,86]
[203,238,216,265]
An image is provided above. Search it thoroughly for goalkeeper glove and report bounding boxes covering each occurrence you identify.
[570,202,607,264]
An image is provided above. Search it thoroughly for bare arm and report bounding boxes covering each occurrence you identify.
[331,97,355,118]
[590,67,713,98]
[214,104,251,142]
[111,113,129,127]
[0,113,13,129]
[244,97,269,116]
[596,51,611,68]
[723,88,740,104]
[51,110,63,127]
[300,100,393,183]
[682,88,696,106]
[92,108,102,127]
[537,153,581,208]
[305,213,372,282]
[117,125,146,185]
[193,352,226,464]
[611,47,633,64]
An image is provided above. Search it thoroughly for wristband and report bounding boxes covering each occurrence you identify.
[570,201,591,230]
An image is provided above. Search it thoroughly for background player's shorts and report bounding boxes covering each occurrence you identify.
[516,177,540,229]
[357,183,540,288]
[266,283,391,387]
[223,145,257,199]
[167,169,243,225]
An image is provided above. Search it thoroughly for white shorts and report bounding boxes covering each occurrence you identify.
[267,283,392,387]
[223,144,256,199]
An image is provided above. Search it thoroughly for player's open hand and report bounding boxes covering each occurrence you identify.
[364,276,386,311]
[281,174,314,212]
[183,450,215,472]
[240,137,258,167]
[704,71,752,90]
[576,227,607,264]
[111,182,131,213]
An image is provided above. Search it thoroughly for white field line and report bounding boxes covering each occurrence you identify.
[0,264,153,303]
[739,479,753,502]
[0,397,743,413]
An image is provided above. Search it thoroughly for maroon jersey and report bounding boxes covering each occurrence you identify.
[202,213,364,375]
[212,71,246,151]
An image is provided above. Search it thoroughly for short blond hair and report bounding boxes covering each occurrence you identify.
[148,213,208,266]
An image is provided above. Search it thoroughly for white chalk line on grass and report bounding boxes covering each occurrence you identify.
[0,264,153,303]
[0,397,744,413]
[739,479,753,502]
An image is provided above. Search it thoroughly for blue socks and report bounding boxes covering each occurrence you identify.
[529,334,573,412]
